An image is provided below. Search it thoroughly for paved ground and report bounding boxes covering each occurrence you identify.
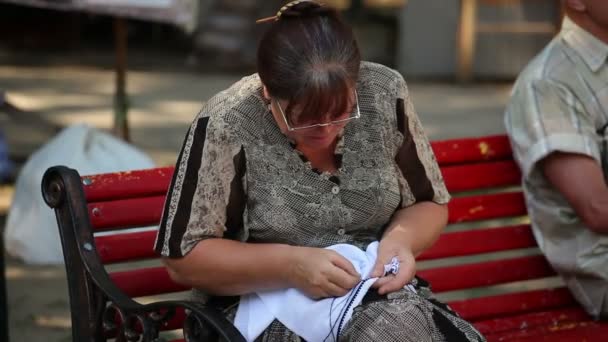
[0,53,513,341]
[1,64,512,166]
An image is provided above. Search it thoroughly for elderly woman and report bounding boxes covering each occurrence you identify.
[154,1,484,341]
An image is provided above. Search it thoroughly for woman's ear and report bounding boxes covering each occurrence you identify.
[565,0,586,12]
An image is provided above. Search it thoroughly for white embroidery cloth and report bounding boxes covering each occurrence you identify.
[234,241,384,342]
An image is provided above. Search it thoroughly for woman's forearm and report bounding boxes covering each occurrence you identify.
[163,203,448,296]
[163,239,296,295]
[383,202,448,256]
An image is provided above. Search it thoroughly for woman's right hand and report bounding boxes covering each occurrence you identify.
[288,246,361,299]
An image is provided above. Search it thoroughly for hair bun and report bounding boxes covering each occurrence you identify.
[278,0,331,19]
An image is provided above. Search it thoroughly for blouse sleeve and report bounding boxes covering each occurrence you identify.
[505,78,601,179]
[154,110,247,258]
[392,74,451,208]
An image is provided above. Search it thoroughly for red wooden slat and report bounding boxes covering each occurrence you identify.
[93,198,530,257]
[82,167,174,202]
[485,317,608,342]
[87,189,527,231]
[87,193,528,231]
[431,134,512,166]
[418,255,555,293]
[97,225,535,265]
[420,225,535,260]
[111,267,189,297]
[96,225,536,265]
[448,192,527,224]
[442,160,521,193]
[88,196,164,231]
[96,230,158,264]
[473,306,588,336]
[88,184,527,231]
[448,287,576,322]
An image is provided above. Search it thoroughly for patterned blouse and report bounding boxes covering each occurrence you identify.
[154,62,450,258]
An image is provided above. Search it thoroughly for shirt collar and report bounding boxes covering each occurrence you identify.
[561,16,608,73]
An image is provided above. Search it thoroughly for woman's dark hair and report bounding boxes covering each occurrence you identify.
[257,0,361,124]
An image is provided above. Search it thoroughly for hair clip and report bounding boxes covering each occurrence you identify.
[256,16,278,24]
[255,0,322,24]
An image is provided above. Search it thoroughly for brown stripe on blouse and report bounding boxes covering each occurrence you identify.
[154,122,195,256]
[166,116,210,257]
[395,98,435,202]
[224,146,247,240]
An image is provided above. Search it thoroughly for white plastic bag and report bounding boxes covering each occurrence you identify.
[4,123,155,265]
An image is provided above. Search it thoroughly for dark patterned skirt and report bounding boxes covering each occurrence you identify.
[220,277,485,342]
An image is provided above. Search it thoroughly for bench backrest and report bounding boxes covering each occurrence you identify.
[42,134,584,340]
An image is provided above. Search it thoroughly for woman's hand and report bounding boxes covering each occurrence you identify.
[370,229,417,295]
[288,246,361,299]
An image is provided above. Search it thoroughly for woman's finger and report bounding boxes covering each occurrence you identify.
[372,274,394,290]
[378,272,409,294]
[369,261,385,278]
[325,280,350,297]
[328,266,360,290]
[378,258,416,294]
[330,252,360,278]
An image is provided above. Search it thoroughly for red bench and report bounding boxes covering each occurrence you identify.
[42,134,608,341]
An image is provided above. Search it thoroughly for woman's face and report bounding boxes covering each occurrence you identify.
[267,88,357,149]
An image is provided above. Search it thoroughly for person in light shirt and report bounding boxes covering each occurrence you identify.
[505,0,608,320]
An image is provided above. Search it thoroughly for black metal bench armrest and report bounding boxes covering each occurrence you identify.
[102,299,246,341]
[42,166,245,341]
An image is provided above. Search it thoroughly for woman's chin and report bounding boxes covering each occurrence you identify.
[300,135,336,148]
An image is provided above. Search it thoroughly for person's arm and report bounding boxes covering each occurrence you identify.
[542,152,608,234]
[370,202,448,294]
[163,239,361,299]
[383,202,448,257]
[368,73,451,294]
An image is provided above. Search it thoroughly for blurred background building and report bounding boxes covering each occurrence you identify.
[0,0,560,78]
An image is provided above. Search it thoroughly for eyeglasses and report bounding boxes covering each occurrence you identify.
[272,91,361,131]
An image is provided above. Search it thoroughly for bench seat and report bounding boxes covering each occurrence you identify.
[42,134,607,341]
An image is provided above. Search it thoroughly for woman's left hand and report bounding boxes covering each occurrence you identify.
[369,229,417,295]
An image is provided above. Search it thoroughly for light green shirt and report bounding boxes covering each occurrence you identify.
[505,17,608,318]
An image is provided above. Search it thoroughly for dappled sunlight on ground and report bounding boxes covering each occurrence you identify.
[4,251,72,341]
[35,315,71,329]
[0,186,13,212]
[1,64,241,167]
[6,264,66,280]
